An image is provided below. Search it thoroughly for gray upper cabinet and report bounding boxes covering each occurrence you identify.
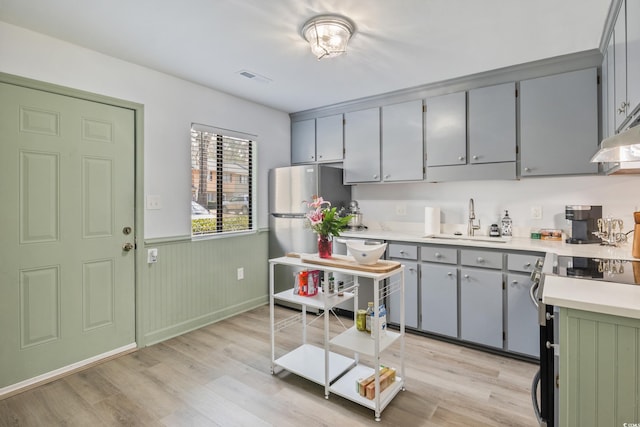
[344,107,381,183]
[628,0,640,119]
[316,114,343,162]
[425,91,466,167]
[291,119,316,164]
[614,3,628,130]
[603,37,616,140]
[381,100,424,182]
[520,68,599,176]
[468,82,516,164]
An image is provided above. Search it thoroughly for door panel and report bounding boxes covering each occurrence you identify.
[0,82,136,388]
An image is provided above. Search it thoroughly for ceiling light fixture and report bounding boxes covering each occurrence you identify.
[301,14,355,60]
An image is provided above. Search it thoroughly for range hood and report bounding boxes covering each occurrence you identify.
[591,114,640,174]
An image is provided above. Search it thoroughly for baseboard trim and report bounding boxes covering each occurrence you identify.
[142,296,268,346]
[0,343,137,400]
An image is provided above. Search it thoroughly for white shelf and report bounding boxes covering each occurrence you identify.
[330,326,401,357]
[274,344,355,385]
[329,364,404,411]
[274,288,354,310]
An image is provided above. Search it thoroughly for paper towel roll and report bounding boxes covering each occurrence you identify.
[424,207,441,236]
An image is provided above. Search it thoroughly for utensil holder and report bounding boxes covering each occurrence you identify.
[633,212,640,258]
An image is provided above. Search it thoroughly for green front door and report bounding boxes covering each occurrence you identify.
[0,82,136,389]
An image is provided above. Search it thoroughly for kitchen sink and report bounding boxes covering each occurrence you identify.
[424,234,511,243]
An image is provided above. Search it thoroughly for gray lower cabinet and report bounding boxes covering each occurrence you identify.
[388,261,419,328]
[387,243,419,328]
[460,267,503,348]
[519,67,598,176]
[420,263,457,338]
[506,273,539,357]
[344,107,381,183]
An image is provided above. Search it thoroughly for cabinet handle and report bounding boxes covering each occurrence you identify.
[384,174,390,179]
[463,274,470,279]
[447,272,453,276]
[472,155,479,160]
[373,174,379,179]
[458,156,465,161]
[434,252,442,258]
[512,280,519,285]
[409,268,417,273]
[476,257,484,263]
[318,155,323,159]
[524,167,531,172]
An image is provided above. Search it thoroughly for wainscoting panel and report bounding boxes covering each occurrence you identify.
[140,231,269,346]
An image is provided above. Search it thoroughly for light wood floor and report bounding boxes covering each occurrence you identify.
[0,305,539,426]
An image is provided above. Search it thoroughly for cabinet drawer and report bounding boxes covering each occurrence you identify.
[507,253,543,273]
[421,245,457,264]
[460,249,503,269]
[388,243,418,260]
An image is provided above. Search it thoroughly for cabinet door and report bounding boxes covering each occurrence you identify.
[316,114,343,162]
[381,100,424,181]
[628,0,640,116]
[460,267,503,348]
[614,3,628,130]
[420,263,457,338]
[468,83,516,164]
[506,273,539,357]
[344,107,381,183]
[425,91,466,167]
[291,119,315,164]
[388,261,418,328]
[520,68,599,176]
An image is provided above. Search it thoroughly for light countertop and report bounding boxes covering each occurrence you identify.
[338,227,640,320]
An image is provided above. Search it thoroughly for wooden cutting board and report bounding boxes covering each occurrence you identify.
[298,253,401,273]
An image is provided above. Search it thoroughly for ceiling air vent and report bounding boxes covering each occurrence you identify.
[236,70,272,84]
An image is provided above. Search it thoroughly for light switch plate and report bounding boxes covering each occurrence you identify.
[147,248,158,263]
[530,206,542,220]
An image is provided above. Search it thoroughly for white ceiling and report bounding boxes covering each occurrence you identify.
[0,0,612,113]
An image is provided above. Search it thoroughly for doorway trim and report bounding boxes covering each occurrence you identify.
[0,72,144,397]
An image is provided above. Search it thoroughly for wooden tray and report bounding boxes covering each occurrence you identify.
[298,253,401,273]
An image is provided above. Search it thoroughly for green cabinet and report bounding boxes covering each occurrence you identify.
[560,308,640,427]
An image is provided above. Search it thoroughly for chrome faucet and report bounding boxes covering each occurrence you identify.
[468,198,480,236]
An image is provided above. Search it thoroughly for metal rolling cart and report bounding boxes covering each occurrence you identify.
[269,254,405,421]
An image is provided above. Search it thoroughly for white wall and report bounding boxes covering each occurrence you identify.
[353,174,640,236]
[0,22,291,238]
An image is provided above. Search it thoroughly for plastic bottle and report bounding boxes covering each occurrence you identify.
[365,302,374,333]
[501,210,513,237]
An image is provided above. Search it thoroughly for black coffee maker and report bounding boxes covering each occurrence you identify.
[565,205,602,244]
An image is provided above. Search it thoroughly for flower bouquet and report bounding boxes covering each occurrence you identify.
[305,196,352,258]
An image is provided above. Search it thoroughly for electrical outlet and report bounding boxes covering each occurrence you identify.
[146,195,162,210]
[530,206,542,220]
[237,267,244,280]
[147,248,158,263]
[396,204,407,216]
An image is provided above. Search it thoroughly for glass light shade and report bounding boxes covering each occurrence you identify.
[591,125,640,163]
[301,15,354,60]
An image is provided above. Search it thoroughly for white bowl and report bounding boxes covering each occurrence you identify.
[346,242,387,265]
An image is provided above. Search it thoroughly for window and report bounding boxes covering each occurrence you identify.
[191,124,254,236]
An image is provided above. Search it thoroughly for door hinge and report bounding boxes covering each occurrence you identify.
[343,118,346,125]
[597,75,601,85]
[503,331,506,341]
[422,104,426,113]
[502,280,506,290]
[515,88,519,97]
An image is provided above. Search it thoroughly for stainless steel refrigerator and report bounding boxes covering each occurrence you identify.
[268,165,351,295]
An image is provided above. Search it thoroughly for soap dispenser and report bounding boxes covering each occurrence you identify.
[501,210,513,237]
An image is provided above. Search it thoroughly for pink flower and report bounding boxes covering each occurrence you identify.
[307,196,330,209]
[307,208,324,225]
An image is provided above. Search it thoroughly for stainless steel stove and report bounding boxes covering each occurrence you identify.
[554,256,640,286]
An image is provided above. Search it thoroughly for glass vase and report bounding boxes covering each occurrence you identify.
[318,235,332,258]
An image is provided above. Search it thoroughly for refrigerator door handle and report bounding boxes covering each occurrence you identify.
[271,213,306,219]
[531,369,544,425]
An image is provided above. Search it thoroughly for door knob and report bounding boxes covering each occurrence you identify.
[122,242,134,251]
